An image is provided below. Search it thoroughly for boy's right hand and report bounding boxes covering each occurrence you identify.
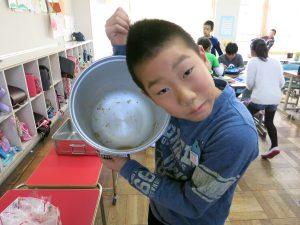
[105,7,130,46]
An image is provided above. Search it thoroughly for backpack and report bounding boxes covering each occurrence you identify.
[72,32,86,42]
[25,73,42,97]
[67,55,80,75]
[59,56,75,78]
[39,65,51,91]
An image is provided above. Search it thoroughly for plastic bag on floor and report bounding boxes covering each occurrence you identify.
[0,197,62,225]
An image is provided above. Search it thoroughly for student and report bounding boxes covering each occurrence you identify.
[219,42,244,71]
[261,29,276,51]
[246,38,285,159]
[199,20,223,56]
[197,37,224,76]
[103,8,258,225]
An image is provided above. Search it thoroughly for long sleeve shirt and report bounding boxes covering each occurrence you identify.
[246,57,285,105]
[218,53,245,70]
[209,36,223,56]
[115,45,258,225]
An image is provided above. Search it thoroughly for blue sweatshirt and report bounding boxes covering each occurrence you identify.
[197,36,223,56]
[114,45,258,225]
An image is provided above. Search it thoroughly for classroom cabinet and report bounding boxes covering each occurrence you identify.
[0,41,94,184]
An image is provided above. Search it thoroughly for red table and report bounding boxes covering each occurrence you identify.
[26,147,102,188]
[0,189,100,225]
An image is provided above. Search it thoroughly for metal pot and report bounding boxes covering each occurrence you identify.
[70,56,170,155]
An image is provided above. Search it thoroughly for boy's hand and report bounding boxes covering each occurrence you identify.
[198,45,212,71]
[105,7,130,46]
[101,155,129,172]
[221,63,227,69]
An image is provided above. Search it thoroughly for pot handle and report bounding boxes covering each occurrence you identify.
[100,154,131,159]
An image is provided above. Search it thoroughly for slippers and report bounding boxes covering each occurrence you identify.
[261,147,280,159]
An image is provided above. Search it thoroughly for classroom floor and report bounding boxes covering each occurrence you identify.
[1,111,300,225]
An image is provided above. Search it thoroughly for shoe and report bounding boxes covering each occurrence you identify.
[261,147,280,159]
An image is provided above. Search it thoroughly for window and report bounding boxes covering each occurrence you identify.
[235,0,264,57]
[129,0,214,41]
[267,0,300,53]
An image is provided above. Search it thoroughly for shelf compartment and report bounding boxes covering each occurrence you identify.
[0,115,21,147]
[49,53,62,86]
[66,48,73,56]
[31,93,48,120]
[14,103,37,139]
[0,71,12,122]
[38,57,51,78]
[4,65,29,104]
[82,44,88,51]
[30,91,43,102]
[54,81,67,110]
[13,101,29,114]
[58,51,66,58]
[23,60,43,98]
[73,47,79,58]
[44,87,58,118]
[78,45,83,57]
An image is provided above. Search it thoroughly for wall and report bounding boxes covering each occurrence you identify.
[90,0,131,59]
[71,0,93,40]
[0,0,74,57]
[214,0,241,46]
[89,0,215,59]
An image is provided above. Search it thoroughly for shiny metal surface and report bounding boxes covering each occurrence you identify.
[70,56,170,155]
[52,119,81,140]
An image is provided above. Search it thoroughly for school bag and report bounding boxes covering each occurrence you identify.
[25,73,42,97]
[39,65,51,91]
[59,56,75,78]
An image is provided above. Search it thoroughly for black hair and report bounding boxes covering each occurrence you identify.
[271,28,276,35]
[126,19,200,91]
[204,20,214,31]
[251,38,268,61]
[197,37,211,52]
[225,42,238,55]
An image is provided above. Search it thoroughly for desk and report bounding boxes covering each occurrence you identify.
[17,146,107,225]
[283,70,300,111]
[0,189,100,225]
[224,73,247,89]
[26,147,102,188]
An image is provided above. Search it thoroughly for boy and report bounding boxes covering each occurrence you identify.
[103,8,258,225]
[218,42,244,71]
[199,20,223,56]
[261,29,276,51]
[197,37,224,76]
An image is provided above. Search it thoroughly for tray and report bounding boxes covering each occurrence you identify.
[52,118,98,155]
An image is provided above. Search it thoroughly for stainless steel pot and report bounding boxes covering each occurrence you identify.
[70,56,170,155]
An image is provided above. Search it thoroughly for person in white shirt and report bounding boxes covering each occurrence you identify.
[246,38,285,159]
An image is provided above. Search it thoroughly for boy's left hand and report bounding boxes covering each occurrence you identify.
[100,155,129,172]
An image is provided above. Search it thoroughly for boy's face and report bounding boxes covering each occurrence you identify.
[269,30,275,38]
[226,53,236,61]
[203,25,212,37]
[135,38,221,122]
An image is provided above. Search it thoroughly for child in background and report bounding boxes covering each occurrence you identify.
[219,42,244,72]
[246,38,285,159]
[261,29,276,51]
[197,37,224,77]
[103,8,258,225]
[199,20,223,56]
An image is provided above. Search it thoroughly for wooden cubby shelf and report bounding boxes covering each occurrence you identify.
[0,40,94,184]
